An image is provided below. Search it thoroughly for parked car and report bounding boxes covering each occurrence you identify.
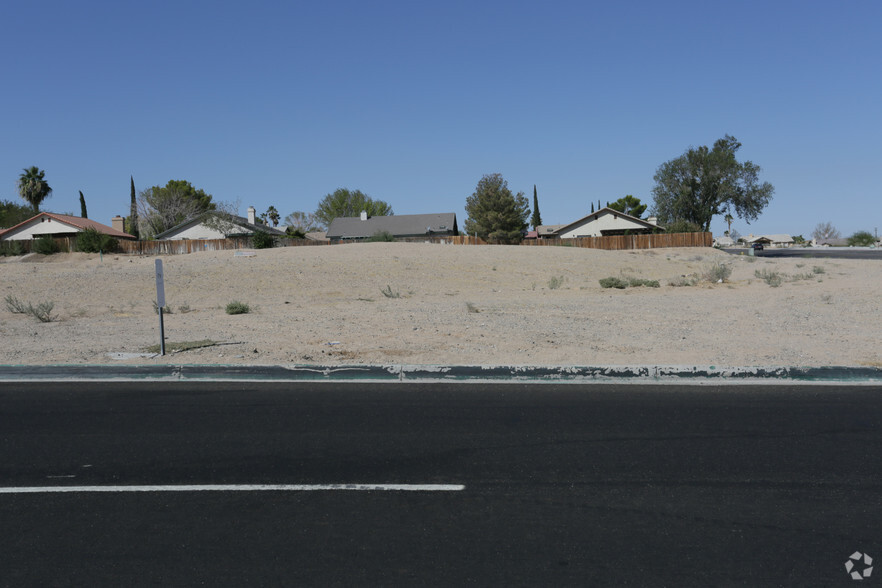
[751,243,764,251]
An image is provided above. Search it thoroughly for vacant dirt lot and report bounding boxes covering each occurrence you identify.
[1,243,879,367]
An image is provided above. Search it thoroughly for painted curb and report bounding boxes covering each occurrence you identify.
[0,364,880,383]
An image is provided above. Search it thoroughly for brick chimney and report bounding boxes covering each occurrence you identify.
[111,215,125,233]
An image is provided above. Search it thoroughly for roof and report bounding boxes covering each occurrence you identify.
[0,212,135,240]
[326,213,457,239]
[154,212,286,239]
[543,208,663,236]
[745,234,793,244]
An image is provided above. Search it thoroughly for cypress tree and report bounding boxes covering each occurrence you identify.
[130,176,139,239]
[79,191,88,218]
[530,185,542,230]
[591,202,594,213]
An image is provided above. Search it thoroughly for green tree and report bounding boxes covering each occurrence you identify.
[137,180,216,238]
[129,176,139,240]
[608,195,647,218]
[847,231,876,247]
[724,212,734,235]
[314,188,392,229]
[651,135,774,231]
[284,211,320,233]
[79,191,88,218]
[0,200,32,228]
[531,185,542,230]
[464,173,530,244]
[17,166,52,213]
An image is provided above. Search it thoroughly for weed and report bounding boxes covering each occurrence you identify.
[5,295,26,313]
[225,301,251,314]
[668,276,698,287]
[466,302,481,313]
[813,266,825,274]
[28,301,57,322]
[755,269,783,287]
[178,304,191,313]
[547,275,565,290]
[145,339,219,354]
[152,301,172,314]
[380,285,401,299]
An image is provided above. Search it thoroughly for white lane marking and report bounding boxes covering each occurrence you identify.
[0,484,465,494]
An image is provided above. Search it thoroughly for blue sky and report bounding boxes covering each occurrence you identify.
[2,0,880,239]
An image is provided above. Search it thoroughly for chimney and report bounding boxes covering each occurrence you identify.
[647,217,658,226]
[111,215,125,233]
[360,211,368,221]
[247,206,256,225]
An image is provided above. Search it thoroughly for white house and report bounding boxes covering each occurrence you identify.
[154,207,286,240]
[537,208,663,238]
[744,234,794,247]
[0,212,135,241]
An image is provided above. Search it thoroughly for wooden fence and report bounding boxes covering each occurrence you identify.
[3,231,710,256]
[521,232,713,250]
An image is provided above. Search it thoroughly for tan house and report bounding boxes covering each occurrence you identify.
[537,208,663,238]
[0,212,135,241]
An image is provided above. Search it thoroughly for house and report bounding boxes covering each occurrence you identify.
[326,212,458,243]
[154,206,286,240]
[744,234,794,248]
[0,212,135,241]
[537,208,663,238]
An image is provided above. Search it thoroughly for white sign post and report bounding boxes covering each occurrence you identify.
[155,259,166,356]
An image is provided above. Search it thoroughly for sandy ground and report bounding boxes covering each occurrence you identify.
[1,243,880,367]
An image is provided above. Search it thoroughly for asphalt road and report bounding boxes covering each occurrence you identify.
[724,247,882,260]
[1,381,880,586]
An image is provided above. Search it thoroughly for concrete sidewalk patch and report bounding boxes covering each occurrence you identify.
[0,364,880,383]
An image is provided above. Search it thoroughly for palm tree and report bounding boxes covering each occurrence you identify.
[724,213,734,235]
[266,205,280,227]
[18,166,52,213]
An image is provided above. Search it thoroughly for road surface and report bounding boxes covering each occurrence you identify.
[1,381,879,586]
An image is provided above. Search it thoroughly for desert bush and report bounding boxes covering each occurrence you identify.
[77,227,118,253]
[33,235,60,255]
[251,231,275,249]
[0,241,26,256]
[755,269,783,287]
[702,262,732,283]
[368,231,395,242]
[624,277,659,288]
[225,301,251,314]
[547,275,565,290]
[5,295,57,321]
[599,277,628,289]
[668,276,698,287]
[465,302,480,313]
[664,219,704,233]
[812,266,825,274]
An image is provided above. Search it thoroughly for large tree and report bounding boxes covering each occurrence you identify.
[284,211,321,233]
[812,222,840,242]
[314,188,392,229]
[137,179,216,238]
[608,195,647,218]
[464,173,530,244]
[17,166,52,213]
[650,135,773,231]
[0,200,32,228]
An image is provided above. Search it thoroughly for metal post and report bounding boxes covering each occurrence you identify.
[158,307,165,356]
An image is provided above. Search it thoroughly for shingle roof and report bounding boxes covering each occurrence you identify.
[154,213,286,239]
[326,213,457,239]
[0,212,135,239]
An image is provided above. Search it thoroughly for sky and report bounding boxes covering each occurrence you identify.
[2,0,880,239]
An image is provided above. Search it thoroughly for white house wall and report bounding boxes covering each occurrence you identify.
[558,213,647,238]
[1,217,80,240]
[162,224,230,240]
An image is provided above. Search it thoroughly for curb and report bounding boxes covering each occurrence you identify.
[0,364,880,383]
